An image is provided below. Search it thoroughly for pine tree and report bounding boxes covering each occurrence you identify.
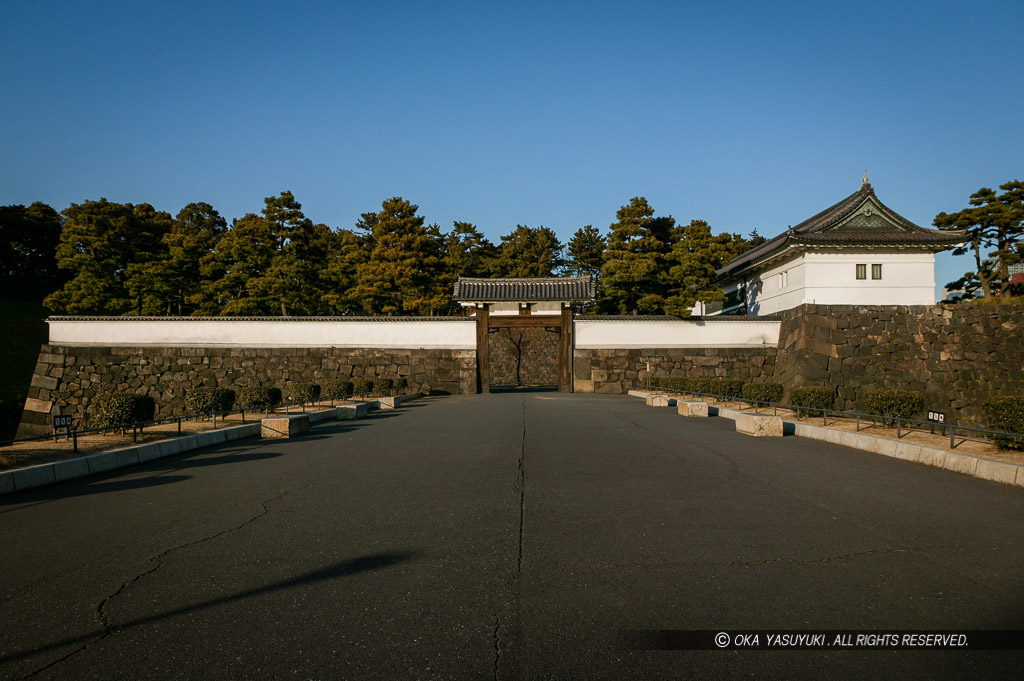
[566,225,606,278]
[322,228,369,314]
[0,202,65,302]
[199,212,280,315]
[493,225,565,277]
[46,199,171,315]
[663,220,748,317]
[352,197,448,315]
[600,197,672,314]
[934,180,1024,298]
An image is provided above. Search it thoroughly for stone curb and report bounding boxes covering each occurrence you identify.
[633,394,1024,489]
[714,406,1024,489]
[0,397,417,497]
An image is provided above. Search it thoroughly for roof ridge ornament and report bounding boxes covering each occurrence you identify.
[862,170,869,186]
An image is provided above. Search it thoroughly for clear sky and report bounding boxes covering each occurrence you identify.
[2,0,1022,299]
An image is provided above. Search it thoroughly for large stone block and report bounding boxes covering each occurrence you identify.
[645,394,675,407]
[677,400,709,417]
[261,414,310,438]
[735,413,783,437]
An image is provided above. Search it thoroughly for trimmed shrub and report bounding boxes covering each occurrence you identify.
[394,377,408,392]
[863,389,924,426]
[789,386,834,414]
[183,387,236,415]
[290,383,321,403]
[373,377,394,394]
[91,393,156,428]
[322,380,354,399]
[238,386,282,410]
[650,376,666,390]
[742,382,784,404]
[711,378,745,399]
[352,378,372,395]
[983,397,1024,450]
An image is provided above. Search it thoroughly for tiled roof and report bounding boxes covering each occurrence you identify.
[717,182,968,279]
[453,277,596,302]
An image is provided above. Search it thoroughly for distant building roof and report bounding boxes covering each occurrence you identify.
[453,277,596,303]
[717,181,968,280]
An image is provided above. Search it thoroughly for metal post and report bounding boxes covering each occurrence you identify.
[177,417,181,435]
[133,424,138,442]
[897,420,901,439]
[950,426,955,449]
[213,412,217,428]
[856,414,860,432]
[72,429,78,454]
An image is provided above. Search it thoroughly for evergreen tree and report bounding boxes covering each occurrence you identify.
[165,202,227,315]
[566,225,606,279]
[322,228,369,314]
[445,221,497,278]
[493,225,565,277]
[934,180,1024,298]
[199,212,280,315]
[663,220,748,317]
[352,197,448,315]
[46,199,171,315]
[0,202,65,302]
[600,197,672,314]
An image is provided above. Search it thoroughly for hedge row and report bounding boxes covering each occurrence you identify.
[184,387,236,415]
[863,389,925,426]
[238,386,283,410]
[983,397,1024,451]
[91,393,156,428]
[649,376,751,399]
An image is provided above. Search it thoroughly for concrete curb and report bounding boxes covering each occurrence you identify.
[634,393,1023,489]
[0,422,261,496]
[0,397,413,497]
[712,405,1024,489]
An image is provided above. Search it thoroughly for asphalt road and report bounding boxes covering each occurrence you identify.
[1,393,1022,680]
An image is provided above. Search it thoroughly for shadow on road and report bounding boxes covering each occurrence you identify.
[0,550,423,667]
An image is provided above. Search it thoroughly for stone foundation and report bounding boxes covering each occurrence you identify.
[573,347,777,394]
[18,345,475,437]
[774,304,1024,427]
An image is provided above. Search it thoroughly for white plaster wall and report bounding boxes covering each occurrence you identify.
[48,319,477,349]
[574,319,780,348]
[741,250,937,314]
[802,251,935,306]
[747,255,806,315]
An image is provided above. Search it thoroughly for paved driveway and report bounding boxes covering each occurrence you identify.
[1,393,1022,680]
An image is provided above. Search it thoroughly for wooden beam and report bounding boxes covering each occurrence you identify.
[476,305,490,393]
[488,315,561,328]
[559,306,572,392]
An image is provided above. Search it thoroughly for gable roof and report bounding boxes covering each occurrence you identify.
[717,181,967,279]
[453,276,596,303]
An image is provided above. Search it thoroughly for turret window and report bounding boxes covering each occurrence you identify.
[872,264,883,280]
[856,264,866,280]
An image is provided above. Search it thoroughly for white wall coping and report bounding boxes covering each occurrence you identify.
[47,317,477,349]
[574,318,780,349]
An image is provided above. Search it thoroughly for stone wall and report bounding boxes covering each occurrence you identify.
[773,304,1024,427]
[573,347,778,394]
[18,345,475,437]
[489,327,560,386]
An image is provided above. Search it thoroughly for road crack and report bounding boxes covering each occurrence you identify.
[15,488,292,680]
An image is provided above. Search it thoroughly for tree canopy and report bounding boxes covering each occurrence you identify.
[9,190,783,317]
[935,180,1024,298]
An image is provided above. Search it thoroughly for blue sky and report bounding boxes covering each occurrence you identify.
[2,0,1022,298]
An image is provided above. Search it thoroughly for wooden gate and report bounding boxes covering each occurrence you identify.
[474,306,572,393]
